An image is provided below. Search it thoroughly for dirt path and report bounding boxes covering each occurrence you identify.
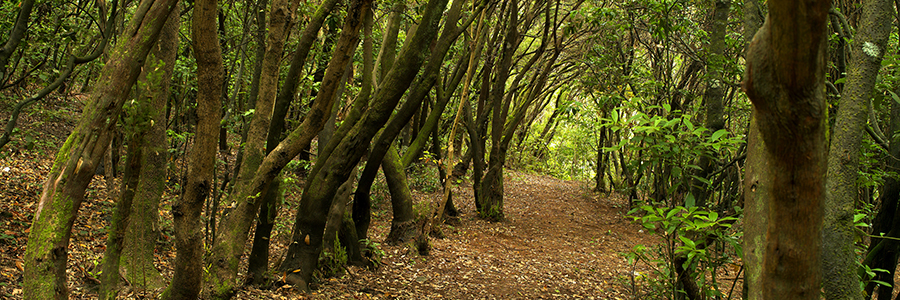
[275,172,652,300]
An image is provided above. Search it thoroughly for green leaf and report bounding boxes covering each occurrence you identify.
[889,90,900,105]
[685,193,696,208]
[679,236,696,248]
[710,129,728,142]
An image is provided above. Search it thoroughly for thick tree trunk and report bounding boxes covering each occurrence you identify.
[741,0,831,298]
[277,0,446,290]
[160,0,223,298]
[383,145,418,244]
[823,0,892,297]
[22,0,179,298]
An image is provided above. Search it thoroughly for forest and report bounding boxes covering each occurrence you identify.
[0,0,894,298]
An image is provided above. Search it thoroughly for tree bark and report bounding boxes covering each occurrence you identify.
[161,0,223,297]
[22,0,179,298]
[741,0,831,298]
[478,0,519,221]
[822,0,892,297]
[244,0,341,286]
[104,5,179,294]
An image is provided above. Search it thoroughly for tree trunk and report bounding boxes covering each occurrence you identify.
[383,144,418,244]
[350,0,475,240]
[113,5,179,293]
[741,0,831,298]
[243,0,341,286]
[206,0,369,294]
[277,0,446,290]
[22,0,179,298]
[478,0,519,221]
[160,0,223,297]
[823,0,892,297]
[98,126,143,300]
[119,8,177,289]
[690,0,729,208]
[0,0,35,82]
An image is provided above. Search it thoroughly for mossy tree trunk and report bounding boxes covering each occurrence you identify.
[383,144,418,244]
[351,0,475,240]
[277,0,447,290]
[23,0,177,299]
[160,0,223,297]
[117,4,178,291]
[822,0,892,297]
[99,6,180,297]
[741,0,830,297]
[22,0,179,298]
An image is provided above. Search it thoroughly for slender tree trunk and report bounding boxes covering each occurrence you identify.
[106,5,179,294]
[22,0,179,298]
[690,0,729,208]
[478,0,519,221]
[741,0,831,297]
[160,0,223,297]
[0,0,35,82]
[351,0,475,240]
[206,0,369,294]
[822,0,892,297]
[98,127,143,300]
[243,0,341,286]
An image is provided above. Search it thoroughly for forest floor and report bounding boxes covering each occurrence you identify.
[0,94,745,299]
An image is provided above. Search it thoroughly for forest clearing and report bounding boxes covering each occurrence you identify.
[2,0,899,298]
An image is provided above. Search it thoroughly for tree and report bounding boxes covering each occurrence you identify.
[742,0,831,298]
[22,0,180,297]
[822,0,893,297]
[277,0,448,289]
[160,0,223,297]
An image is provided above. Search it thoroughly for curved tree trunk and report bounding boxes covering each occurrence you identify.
[22,0,179,298]
[277,0,446,290]
[741,0,831,298]
[822,0,892,297]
